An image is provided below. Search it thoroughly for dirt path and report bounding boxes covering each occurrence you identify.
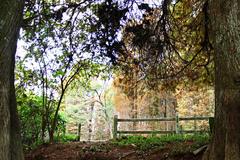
[25,141,204,160]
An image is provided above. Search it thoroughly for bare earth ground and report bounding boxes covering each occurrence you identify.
[25,141,204,160]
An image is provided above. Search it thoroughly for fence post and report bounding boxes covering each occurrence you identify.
[175,112,179,134]
[113,115,118,139]
[77,123,81,141]
[194,115,197,133]
[180,125,183,134]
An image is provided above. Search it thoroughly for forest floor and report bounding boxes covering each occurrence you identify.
[25,139,206,160]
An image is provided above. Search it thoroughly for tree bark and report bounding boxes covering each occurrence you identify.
[49,87,66,143]
[0,0,24,160]
[203,0,240,159]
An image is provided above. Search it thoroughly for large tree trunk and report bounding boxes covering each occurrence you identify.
[203,0,240,160]
[0,0,24,160]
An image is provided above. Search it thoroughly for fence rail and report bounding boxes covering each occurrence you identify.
[117,117,211,122]
[113,114,213,139]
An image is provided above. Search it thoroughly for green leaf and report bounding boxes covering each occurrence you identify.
[53,70,65,77]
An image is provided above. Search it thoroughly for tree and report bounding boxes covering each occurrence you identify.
[203,0,240,159]
[20,0,106,142]
[63,78,114,140]
[0,0,24,159]
[91,0,240,159]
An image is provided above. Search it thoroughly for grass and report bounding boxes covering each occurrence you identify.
[112,133,209,151]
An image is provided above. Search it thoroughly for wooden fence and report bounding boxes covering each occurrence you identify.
[113,114,213,139]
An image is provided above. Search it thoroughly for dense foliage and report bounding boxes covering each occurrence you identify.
[15,0,214,149]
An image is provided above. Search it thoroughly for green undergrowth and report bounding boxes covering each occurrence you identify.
[54,134,79,143]
[112,134,209,151]
[24,134,79,151]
